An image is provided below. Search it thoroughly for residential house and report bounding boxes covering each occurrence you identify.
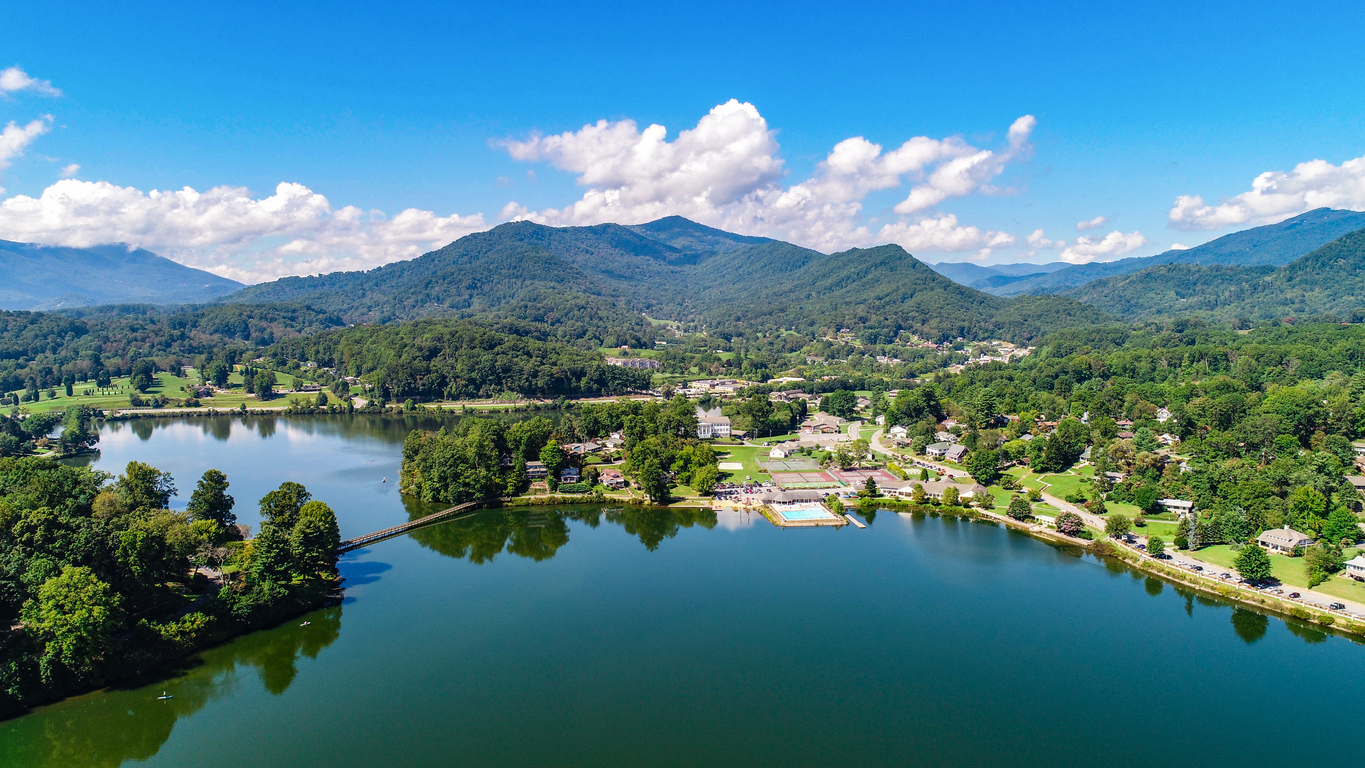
[525,461,548,480]
[925,442,952,458]
[935,431,958,444]
[945,444,968,463]
[769,442,801,459]
[695,407,732,439]
[875,414,885,425]
[562,442,601,455]
[885,479,989,502]
[1019,434,1034,443]
[1346,476,1365,496]
[1157,498,1195,518]
[801,414,844,434]
[599,468,627,489]
[1156,407,1172,423]
[1079,446,1092,462]
[560,467,580,483]
[1158,433,1179,446]
[889,425,909,440]
[1346,554,1365,581]
[1257,526,1314,554]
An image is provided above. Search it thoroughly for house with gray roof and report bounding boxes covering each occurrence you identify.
[1257,526,1314,554]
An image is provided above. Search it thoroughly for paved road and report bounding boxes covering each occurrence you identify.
[869,429,969,478]
[1032,479,1365,617]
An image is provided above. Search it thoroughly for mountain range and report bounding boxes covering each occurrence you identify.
[6,207,1365,338]
[223,216,1110,342]
[0,240,242,310]
[1061,227,1365,322]
[928,260,1069,292]
[977,208,1365,297]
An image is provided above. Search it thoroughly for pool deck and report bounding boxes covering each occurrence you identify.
[762,503,848,528]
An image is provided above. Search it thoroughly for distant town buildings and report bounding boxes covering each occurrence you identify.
[607,357,661,370]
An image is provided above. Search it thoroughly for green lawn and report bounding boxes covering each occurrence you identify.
[12,372,194,414]
[1187,545,1365,602]
[10,370,309,415]
[715,446,772,483]
[751,431,800,445]
[1136,520,1182,538]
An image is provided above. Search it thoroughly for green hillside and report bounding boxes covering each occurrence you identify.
[992,208,1365,297]
[223,218,1108,343]
[1064,228,1365,321]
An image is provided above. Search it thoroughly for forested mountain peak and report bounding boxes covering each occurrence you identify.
[223,218,1108,343]
[0,240,243,311]
[1061,226,1365,322]
[627,216,771,254]
[992,208,1365,297]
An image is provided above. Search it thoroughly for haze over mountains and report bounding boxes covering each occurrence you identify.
[223,216,1110,342]
[0,240,243,311]
[4,209,1365,338]
[970,208,1365,297]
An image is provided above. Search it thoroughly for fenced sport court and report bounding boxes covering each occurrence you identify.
[831,468,899,485]
[771,471,837,486]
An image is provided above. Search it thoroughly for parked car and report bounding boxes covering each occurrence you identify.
[1192,565,1204,572]
[1289,592,1301,598]
[1136,544,1147,551]
[1330,603,1347,610]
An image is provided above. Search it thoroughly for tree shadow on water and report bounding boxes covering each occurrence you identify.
[0,606,343,768]
[338,559,392,586]
[1230,608,1268,644]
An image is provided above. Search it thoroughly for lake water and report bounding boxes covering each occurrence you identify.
[3,414,1363,767]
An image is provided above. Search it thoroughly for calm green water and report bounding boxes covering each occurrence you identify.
[3,415,1363,767]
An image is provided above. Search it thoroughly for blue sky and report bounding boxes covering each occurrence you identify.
[2,0,1364,282]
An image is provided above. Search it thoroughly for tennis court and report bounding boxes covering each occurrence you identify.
[832,468,899,485]
[771,471,837,486]
[762,458,821,472]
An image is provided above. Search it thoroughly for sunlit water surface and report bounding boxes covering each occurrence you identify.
[2,415,1361,767]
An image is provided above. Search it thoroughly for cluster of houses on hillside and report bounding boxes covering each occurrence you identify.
[606,356,661,370]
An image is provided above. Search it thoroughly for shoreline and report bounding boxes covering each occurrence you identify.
[0,580,339,722]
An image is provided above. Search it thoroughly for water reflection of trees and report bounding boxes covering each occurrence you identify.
[0,606,343,768]
[407,505,719,562]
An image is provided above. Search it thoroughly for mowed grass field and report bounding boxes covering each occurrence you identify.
[9,369,304,414]
[715,445,771,483]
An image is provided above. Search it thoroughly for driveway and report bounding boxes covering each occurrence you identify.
[870,429,968,478]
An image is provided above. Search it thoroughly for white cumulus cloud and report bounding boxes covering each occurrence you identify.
[1168,152,1365,231]
[0,116,52,193]
[1058,230,1147,264]
[876,214,1016,253]
[1075,215,1108,231]
[501,100,1035,254]
[0,66,61,97]
[1,117,52,171]
[60,163,79,178]
[0,180,486,283]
